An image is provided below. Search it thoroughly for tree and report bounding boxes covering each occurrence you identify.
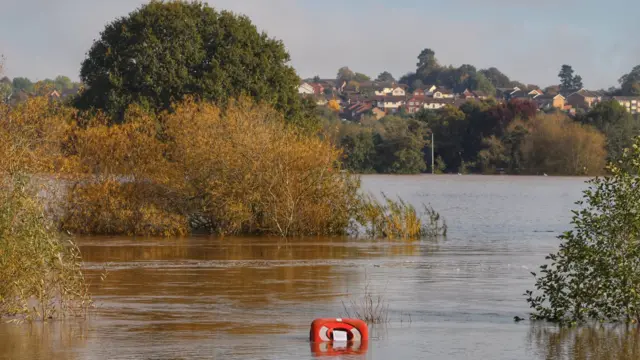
[312,75,321,83]
[578,100,640,162]
[571,75,583,92]
[53,75,73,91]
[526,136,640,324]
[12,77,33,92]
[340,130,376,173]
[337,67,355,82]
[479,67,511,88]
[376,71,395,83]
[468,72,495,96]
[558,64,582,93]
[416,48,439,75]
[374,116,428,174]
[327,99,340,112]
[75,1,308,127]
[411,79,424,90]
[0,82,11,103]
[619,65,640,96]
[354,73,371,82]
[0,58,9,102]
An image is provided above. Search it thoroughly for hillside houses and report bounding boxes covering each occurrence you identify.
[299,77,640,121]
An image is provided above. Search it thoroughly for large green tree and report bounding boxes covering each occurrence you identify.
[479,67,511,88]
[75,1,309,126]
[619,65,640,96]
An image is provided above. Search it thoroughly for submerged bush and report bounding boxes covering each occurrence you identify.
[1,97,445,239]
[526,137,640,325]
[354,193,447,239]
[59,98,361,237]
[0,176,91,322]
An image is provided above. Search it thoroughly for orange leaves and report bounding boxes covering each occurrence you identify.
[327,99,340,112]
[1,96,359,237]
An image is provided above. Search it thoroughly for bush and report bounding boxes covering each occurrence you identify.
[520,114,607,175]
[354,194,447,239]
[0,176,91,322]
[526,137,640,324]
[61,98,361,237]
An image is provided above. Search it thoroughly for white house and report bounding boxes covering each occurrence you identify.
[298,82,315,95]
[374,96,405,113]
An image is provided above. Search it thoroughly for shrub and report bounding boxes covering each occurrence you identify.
[526,137,640,325]
[354,194,447,239]
[0,176,91,322]
[520,114,607,175]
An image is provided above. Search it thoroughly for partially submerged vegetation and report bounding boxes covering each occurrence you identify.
[354,194,447,239]
[526,136,640,325]
[0,176,91,322]
[342,279,389,324]
[1,96,443,240]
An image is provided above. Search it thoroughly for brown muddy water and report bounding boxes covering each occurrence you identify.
[2,175,640,359]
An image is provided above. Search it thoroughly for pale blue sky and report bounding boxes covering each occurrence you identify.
[1,0,638,89]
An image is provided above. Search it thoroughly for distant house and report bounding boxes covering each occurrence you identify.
[496,87,520,101]
[461,89,475,99]
[528,89,544,96]
[472,90,489,100]
[423,98,455,110]
[343,102,374,121]
[611,96,640,114]
[390,85,406,97]
[460,89,489,100]
[413,88,426,97]
[373,95,406,113]
[534,94,566,110]
[423,85,437,95]
[510,89,540,101]
[432,88,454,99]
[566,89,602,110]
[298,82,315,95]
[310,83,325,95]
[374,83,407,96]
[405,96,426,114]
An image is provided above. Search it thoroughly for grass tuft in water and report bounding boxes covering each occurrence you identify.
[342,279,389,324]
[354,193,447,240]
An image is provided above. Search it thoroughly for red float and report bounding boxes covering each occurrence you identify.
[309,318,369,343]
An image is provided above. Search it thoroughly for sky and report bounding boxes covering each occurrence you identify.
[1,0,639,89]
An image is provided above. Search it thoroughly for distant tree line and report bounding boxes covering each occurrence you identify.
[321,97,623,176]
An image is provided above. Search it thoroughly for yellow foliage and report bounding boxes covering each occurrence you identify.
[0,97,76,175]
[327,99,341,112]
[520,114,607,175]
[161,97,359,236]
[57,97,360,236]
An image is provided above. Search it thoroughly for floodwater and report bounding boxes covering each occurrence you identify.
[2,175,640,359]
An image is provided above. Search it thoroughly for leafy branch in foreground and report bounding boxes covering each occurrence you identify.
[526,136,640,325]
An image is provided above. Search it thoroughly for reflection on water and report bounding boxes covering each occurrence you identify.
[3,175,634,360]
[1,322,87,360]
[529,325,640,360]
